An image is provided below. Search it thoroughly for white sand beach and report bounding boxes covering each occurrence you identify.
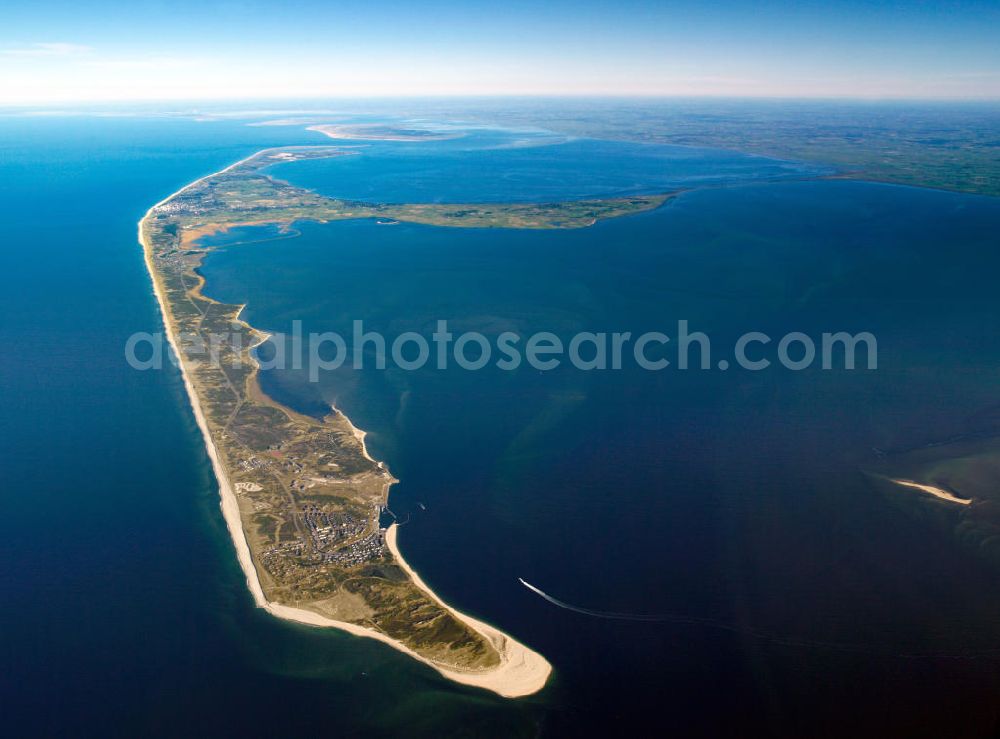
[137,166,551,698]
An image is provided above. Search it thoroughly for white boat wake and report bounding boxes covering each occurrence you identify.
[518,578,669,622]
[517,577,1000,658]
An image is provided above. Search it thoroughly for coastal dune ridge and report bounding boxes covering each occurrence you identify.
[137,159,552,698]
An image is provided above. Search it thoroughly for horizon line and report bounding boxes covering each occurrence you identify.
[3,92,1000,108]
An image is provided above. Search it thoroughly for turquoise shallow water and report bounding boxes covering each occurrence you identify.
[7,110,1000,736]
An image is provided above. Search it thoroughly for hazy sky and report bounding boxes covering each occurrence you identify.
[2,0,999,102]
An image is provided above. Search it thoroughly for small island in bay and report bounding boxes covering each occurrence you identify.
[139,146,671,697]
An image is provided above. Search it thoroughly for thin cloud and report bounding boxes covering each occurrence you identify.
[82,56,198,71]
[1,42,92,57]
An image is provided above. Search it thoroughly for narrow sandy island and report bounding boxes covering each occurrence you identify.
[889,478,972,505]
[138,169,551,698]
[307,123,462,142]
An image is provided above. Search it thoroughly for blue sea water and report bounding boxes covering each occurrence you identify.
[0,115,545,737]
[6,109,1000,737]
[264,128,824,203]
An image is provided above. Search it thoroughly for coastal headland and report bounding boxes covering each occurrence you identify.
[139,145,671,697]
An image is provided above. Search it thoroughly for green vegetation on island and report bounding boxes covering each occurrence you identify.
[157,148,671,246]
[139,146,666,690]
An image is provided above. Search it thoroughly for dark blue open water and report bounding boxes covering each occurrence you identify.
[6,111,1000,737]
